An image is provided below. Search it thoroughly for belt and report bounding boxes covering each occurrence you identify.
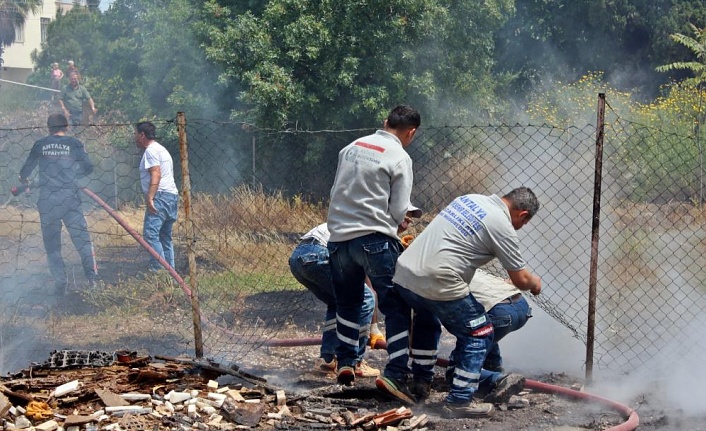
[299,237,322,246]
[499,293,522,304]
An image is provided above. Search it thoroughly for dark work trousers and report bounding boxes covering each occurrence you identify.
[38,192,96,287]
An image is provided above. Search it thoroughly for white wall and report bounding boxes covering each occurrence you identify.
[2,1,87,83]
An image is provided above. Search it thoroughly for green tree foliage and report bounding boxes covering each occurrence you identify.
[198,0,515,129]
[656,23,706,86]
[32,0,223,120]
[527,71,704,203]
[0,0,42,68]
[494,0,706,102]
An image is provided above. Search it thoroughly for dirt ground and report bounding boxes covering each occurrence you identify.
[3,345,705,431]
[236,339,706,431]
[1,231,705,430]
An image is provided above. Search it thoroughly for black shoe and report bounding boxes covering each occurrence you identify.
[484,373,526,404]
[375,376,417,404]
[409,377,431,401]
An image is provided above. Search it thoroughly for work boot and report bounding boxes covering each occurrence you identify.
[314,357,337,375]
[337,365,355,386]
[443,401,495,418]
[409,377,432,401]
[375,376,417,404]
[354,360,380,378]
[484,373,526,404]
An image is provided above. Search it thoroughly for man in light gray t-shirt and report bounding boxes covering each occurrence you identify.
[393,187,542,418]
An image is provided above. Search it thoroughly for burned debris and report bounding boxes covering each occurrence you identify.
[0,350,433,431]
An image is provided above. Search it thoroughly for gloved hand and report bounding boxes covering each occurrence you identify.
[368,323,385,348]
[11,177,30,197]
[26,400,53,420]
[400,234,415,249]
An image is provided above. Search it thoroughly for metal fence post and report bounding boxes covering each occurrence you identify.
[177,112,204,358]
[586,93,606,382]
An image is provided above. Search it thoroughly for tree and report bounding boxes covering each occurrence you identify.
[0,0,42,74]
[494,0,706,104]
[199,0,515,129]
[656,23,706,86]
[32,0,225,120]
[656,22,706,192]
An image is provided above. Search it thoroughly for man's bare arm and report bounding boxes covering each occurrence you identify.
[507,268,541,295]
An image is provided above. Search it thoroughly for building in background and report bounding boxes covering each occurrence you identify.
[2,0,90,83]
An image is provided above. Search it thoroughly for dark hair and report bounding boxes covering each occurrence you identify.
[135,121,157,140]
[503,187,540,219]
[47,113,69,133]
[386,105,421,129]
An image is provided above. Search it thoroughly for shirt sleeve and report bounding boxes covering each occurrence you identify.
[19,143,40,180]
[489,225,527,272]
[72,138,94,178]
[389,156,414,225]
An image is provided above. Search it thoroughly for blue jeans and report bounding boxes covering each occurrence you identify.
[397,286,501,404]
[484,295,532,371]
[38,192,97,286]
[328,233,412,379]
[288,239,374,361]
[143,191,178,271]
[409,304,443,384]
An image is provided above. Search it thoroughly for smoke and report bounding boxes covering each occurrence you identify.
[588,325,706,416]
[501,305,586,376]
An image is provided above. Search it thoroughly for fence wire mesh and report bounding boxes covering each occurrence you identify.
[1,99,705,376]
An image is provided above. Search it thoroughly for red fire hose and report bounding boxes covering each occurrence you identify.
[81,187,193,298]
[82,188,639,431]
[264,336,639,431]
[524,379,639,431]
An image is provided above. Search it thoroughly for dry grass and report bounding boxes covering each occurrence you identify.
[0,206,41,237]
[190,185,327,235]
[611,200,706,230]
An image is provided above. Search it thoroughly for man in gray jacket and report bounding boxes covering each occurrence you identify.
[326,106,432,394]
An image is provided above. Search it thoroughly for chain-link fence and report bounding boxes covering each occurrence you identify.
[1,97,704,376]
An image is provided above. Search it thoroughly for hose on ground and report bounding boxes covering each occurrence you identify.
[263,336,639,431]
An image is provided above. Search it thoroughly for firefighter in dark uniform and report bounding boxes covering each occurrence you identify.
[19,113,97,293]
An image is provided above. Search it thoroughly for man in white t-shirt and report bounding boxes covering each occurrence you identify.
[135,121,179,271]
[470,269,533,374]
[392,187,542,418]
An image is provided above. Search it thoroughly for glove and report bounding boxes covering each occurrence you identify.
[11,184,30,197]
[368,323,385,348]
[400,234,415,249]
[26,401,53,420]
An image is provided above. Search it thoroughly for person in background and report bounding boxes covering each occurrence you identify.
[134,121,179,272]
[50,63,64,97]
[289,223,379,378]
[392,187,542,418]
[326,105,428,395]
[19,113,97,294]
[66,60,79,78]
[59,73,97,127]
